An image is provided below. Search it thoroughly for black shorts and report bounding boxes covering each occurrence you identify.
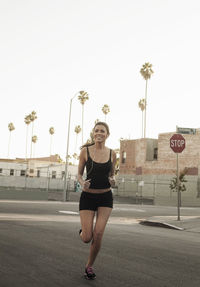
[79,190,113,211]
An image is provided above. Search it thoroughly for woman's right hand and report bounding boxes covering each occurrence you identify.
[82,179,91,191]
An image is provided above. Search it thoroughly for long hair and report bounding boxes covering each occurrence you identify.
[80,121,110,149]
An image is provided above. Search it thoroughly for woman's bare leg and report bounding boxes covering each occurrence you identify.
[86,207,112,267]
[80,210,95,243]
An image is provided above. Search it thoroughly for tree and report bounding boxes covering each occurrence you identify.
[24,114,31,160]
[30,111,37,158]
[72,152,79,164]
[102,104,110,122]
[7,122,15,158]
[85,119,100,144]
[49,127,55,156]
[140,62,154,138]
[32,135,38,158]
[74,125,81,153]
[169,168,188,206]
[138,99,146,138]
[78,91,89,145]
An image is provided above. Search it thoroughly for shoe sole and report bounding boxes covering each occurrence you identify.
[84,274,96,280]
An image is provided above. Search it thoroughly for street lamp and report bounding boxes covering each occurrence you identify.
[63,91,88,201]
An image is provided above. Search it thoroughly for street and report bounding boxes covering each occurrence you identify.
[0,200,200,287]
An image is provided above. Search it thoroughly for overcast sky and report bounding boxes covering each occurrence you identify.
[1,0,200,160]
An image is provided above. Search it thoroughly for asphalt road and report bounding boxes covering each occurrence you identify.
[0,200,200,287]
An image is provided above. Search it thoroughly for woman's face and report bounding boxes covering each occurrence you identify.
[93,124,108,143]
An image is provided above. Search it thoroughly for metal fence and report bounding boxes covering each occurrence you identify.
[0,168,76,192]
[115,176,200,206]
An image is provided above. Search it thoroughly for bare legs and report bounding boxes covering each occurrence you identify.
[80,207,112,268]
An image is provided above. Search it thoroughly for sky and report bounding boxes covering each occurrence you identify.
[1,0,200,161]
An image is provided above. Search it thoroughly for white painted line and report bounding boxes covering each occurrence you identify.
[58,211,79,215]
[114,207,146,212]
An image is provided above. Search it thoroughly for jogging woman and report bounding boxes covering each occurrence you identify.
[78,121,116,280]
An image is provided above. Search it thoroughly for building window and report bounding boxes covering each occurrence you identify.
[20,170,26,176]
[37,170,40,177]
[121,151,126,163]
[0,168,2,174]
[29,169,34,174]
[52,171,56,179]
[153,148,158,160]
[10,169,14,176]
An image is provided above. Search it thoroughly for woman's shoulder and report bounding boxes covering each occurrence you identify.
[79,147,88,159]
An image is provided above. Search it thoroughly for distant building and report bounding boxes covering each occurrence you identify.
[119,131,200,176]
[117,130,200,206]
[0,155,78,179]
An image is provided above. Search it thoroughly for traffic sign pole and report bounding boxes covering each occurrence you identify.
[177,153,180,221]
[170,134,186,221]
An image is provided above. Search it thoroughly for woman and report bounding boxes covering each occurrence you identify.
[78,121,116,280]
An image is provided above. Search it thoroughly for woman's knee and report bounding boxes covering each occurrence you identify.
[81,232,93,243]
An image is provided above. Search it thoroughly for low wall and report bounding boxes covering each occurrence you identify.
[0,175,75,201]
[0,187,48,200]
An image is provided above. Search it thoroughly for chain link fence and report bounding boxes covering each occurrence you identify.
[115,175,200,206]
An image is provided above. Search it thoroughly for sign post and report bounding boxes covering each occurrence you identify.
[170,134,186,221]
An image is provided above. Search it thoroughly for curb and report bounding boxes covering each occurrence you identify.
[139,220,184,231]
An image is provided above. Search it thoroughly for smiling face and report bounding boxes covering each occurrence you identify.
[93,124,109,143]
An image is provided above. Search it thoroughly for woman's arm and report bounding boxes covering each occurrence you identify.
[109,150,116,187]
[78,147,91,191]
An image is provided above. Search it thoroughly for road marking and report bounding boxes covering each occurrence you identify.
[58,211,79,215]
[114,207,146,212]
[0,213,141,225]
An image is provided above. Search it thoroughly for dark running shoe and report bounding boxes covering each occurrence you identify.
[84,266,96,280]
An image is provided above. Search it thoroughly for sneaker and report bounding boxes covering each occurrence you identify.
[84,266,96,280]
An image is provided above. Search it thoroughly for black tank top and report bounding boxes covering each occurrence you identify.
[85,147,112,189]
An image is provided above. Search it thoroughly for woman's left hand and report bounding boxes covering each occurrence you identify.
[109,176,116,187]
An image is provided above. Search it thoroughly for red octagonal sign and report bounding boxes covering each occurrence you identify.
[170,134,186,153]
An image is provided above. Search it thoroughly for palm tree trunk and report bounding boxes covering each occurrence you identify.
[144,80,148,138]
[82,105,84,145]
[50,135,52,156]
[75,134,78,154]
[30,122,34,158]
[142,111,144,138]
[7,132,11,158]
[33,144,36,158]
[25,125,29,160]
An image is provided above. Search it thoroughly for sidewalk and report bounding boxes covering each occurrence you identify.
[139,216,200,232]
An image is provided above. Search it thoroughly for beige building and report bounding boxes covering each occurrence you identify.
[117,130,200,206]
[0,155,77,179]
[0,155,78,200]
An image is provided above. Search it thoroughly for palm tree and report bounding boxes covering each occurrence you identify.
[30,111,37,158]
[138,99,146,138]
[24,114,31,160]
[72,152,79,165]
[74,125,81,156]
[78,90,89,144]
[102,104,110,122]
[32,135,38,158]
[140,62,154,138]
[7,122,15,158]
[49,127,55,156]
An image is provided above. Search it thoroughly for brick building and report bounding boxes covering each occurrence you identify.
[119,132,200,176]
[117,130,200,206]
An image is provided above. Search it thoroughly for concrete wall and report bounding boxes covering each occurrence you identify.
[0,175,76,201]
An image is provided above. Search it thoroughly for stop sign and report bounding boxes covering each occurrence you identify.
[170,134,186,153]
